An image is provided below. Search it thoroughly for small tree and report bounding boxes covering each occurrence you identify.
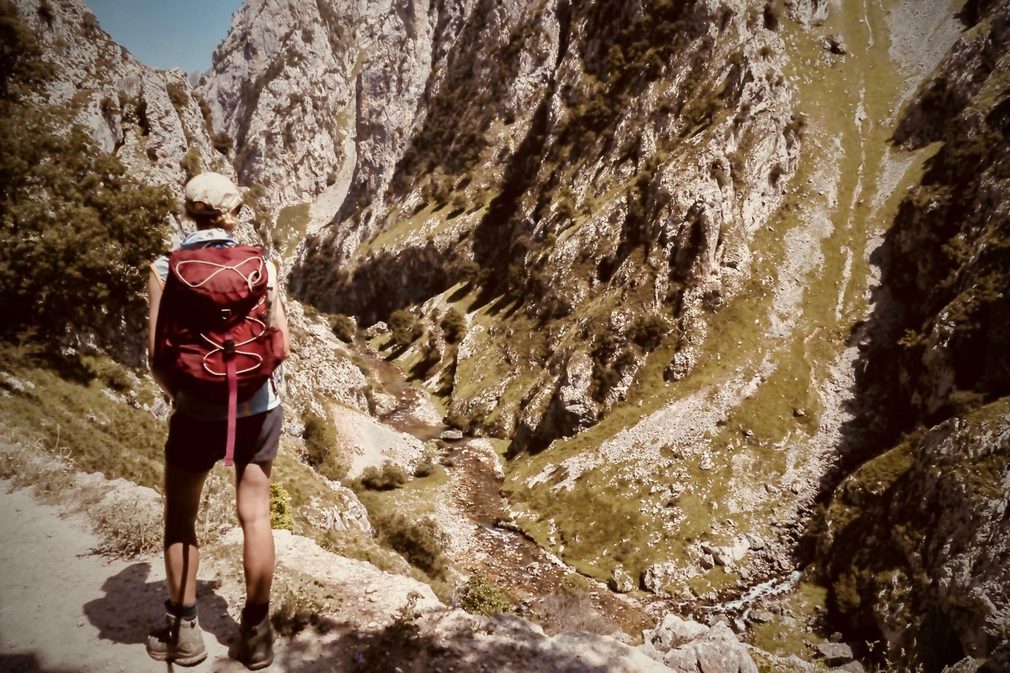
[388,309,422,349]
[440,307,466,343]
[330,314,356,342]
[212,131,233,155]
[301,411,347,481]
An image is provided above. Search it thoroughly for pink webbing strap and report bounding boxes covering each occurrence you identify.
[224,356,238,467]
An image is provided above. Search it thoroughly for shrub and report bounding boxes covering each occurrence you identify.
[331,314,356,342]
[180,147,202,179]
[81,355,132,392]
[271,569,337,637]
[269,483,294,530]
[134,97,151,135]
[196,94,213,130]
[166,81,189,110]
[630,314,671,351]
[372,511,448,578]
[212,131,233,155]
[0,32,172,349]
[90,494,162,558]
[388,309,422,349]
[440,307,466,343]
[535,587,618,636]
[358,462,409,491]
[459,574,513,616]
[413,460,437,478]
[302,411,347,481]
[445,408,472,432]
[451,259,482,286]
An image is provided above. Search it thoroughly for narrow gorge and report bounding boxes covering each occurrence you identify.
[1,0,1007,671]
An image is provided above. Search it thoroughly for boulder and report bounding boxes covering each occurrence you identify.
[609,565,635,594]
[826,33,848,55]
[645,614,708,651]
[816,641,854,666]
[641,562,679,595]
[646,617,759,673]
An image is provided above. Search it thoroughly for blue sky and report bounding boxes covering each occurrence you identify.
[86,0,245,74]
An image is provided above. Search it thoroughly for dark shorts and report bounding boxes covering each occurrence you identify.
[165,406,283,473]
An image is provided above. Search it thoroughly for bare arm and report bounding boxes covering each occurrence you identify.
[266,261,290,359]
[147,266,173,396]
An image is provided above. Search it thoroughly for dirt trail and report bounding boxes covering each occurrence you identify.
[0,482,261,673]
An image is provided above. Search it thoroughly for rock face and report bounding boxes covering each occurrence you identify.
[822,400,1010,670]
[818,1,1010,669]
[263,0,798,453]
[14,0,242,243]
[872,0,1010,427]
[643,614,758,673]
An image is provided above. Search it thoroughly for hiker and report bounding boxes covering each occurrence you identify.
[145,172,289,669]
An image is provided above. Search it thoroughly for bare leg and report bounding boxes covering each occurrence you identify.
[163,464,209,606]
[235,461,274,605]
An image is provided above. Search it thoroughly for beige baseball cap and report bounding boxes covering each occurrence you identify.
[184,172,242,217]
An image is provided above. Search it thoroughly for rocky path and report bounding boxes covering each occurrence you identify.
[0,475,683,673]
[0,481,256,673]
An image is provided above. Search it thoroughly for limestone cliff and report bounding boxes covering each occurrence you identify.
[13,0,240,242]
[819,0,1010,668]
[277,0,797,453]
[197,4,1010,668]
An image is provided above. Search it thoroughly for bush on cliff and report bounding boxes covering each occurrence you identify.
[0,2,172,351]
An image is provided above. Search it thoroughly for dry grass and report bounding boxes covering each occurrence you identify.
[0,434,164,558]
[531,582,619,636]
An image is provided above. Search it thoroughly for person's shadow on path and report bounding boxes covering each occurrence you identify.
[83,562,238,648]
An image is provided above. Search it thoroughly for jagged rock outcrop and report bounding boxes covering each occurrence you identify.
[866,0,1010,427]
[642,614,759,673]
[821,399,1010,671]
[819,1,1010,667]
[14,0,240,242]
[269,0,798,453]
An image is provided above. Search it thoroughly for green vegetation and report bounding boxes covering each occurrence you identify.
[331,313,356,342]
[212,131,233,155]
[750,580,828,659]
[269,483,294,530]
[180,147,202,179]
[301,410,347,481]
[0,0,55,98]
[0,346,166,488]
[273,202,310,257]
[0,4,173,350]
[357,462,409,491]
[165,80,189,110]
[388,309,423,350]
[440,307,466,343]
[533,575,620,636]
[370,509,448,579]
[458,574,513,616]
[270,568,339,636]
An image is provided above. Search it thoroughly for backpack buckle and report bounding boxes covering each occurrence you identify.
[221,308,232,321]
[223,338,236,358]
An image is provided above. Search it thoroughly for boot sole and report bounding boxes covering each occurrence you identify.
[147,649,208,667]
[243,653,274,670]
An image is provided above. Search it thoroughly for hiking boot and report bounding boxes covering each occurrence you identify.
[237,612,274,670]
[146,611,207,666]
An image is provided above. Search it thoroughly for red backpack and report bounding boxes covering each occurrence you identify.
[153,243,286,466]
